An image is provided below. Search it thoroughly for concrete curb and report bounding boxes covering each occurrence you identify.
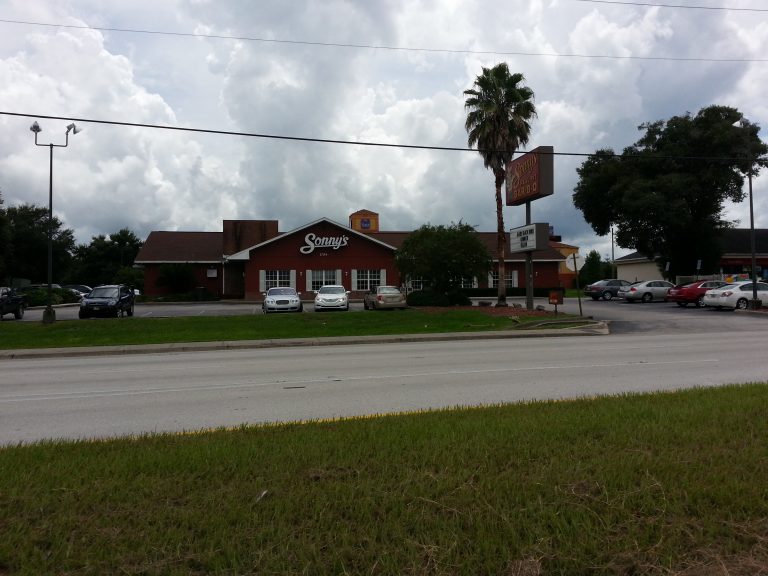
[0,321,609,360]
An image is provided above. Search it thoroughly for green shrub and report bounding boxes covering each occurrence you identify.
[447,290,471,305]
[21,287,80,307]
[406,289,470,306]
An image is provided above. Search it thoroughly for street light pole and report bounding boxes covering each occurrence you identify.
[30,121,81,324]
[748,168,759,307]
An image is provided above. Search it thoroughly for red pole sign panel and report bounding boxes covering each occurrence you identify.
[505,146,554,206]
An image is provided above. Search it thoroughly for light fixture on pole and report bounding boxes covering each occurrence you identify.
[733,118,761,309]
[30,120,81,324]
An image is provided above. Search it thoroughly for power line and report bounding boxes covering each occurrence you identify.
[0,110,753,163]
[572,0,768,12]
[0,17,765,63]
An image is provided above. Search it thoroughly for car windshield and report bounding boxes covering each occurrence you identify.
[90,287,118,298]
[268,288,296,296]
[378,287,401,294]
[319,286,345,294]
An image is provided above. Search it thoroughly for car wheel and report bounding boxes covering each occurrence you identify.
[115,307,122,318]
[641,293,653,303]
[363,300,369,310]
[127,304,134,317]
[676,302,687,307]
[602,291,613,301]
[590,296,599,301]
[14,306,24,320]
[696,296,704,307]
[736,298,749,310]
[79,310,88,319]
[298,304,304,313]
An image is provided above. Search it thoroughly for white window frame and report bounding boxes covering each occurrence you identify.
[457,276,477,289]
[310,269,339,291]
[354,269,383,291]
[263,269,291,290]
[407,278,424,291]
[489,270,518,288]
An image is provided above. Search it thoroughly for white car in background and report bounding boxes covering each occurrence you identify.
[702,281,768,310]
[617,280,674,303]
[314,285,350,311]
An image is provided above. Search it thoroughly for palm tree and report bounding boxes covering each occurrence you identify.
[464,63,536,306]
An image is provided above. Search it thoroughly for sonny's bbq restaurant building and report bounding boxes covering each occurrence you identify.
[134,210,565,300]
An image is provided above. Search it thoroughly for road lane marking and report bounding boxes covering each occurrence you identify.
[0,358,721,403]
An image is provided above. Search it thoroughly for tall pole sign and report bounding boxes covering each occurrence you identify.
[506,146,554,310]
[506,145,554,207]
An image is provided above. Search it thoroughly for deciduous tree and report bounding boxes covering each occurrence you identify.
[573,105,767,278]
[5,204,75,283]
[395,222,491,295]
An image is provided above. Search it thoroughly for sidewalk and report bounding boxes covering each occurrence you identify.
[0,321,609,360]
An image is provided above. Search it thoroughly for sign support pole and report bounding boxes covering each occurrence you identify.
[573,253,583,317]
[525,201,534,310]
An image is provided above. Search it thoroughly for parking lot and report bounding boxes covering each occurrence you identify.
[13,295,767,336]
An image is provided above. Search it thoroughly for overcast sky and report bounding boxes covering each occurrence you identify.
[1,0,767,260]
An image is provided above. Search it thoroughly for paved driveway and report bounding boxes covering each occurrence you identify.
[16,297,767,336]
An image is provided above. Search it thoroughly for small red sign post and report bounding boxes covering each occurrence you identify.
[549,289,563,315]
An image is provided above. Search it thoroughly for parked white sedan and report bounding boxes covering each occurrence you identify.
[702,281,768,310]
[314,285,350,311]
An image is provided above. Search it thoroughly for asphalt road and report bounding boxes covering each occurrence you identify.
[1,325,765,445]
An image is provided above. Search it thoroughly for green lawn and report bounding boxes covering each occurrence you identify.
[1,384,767,575]
[0,309,581,350]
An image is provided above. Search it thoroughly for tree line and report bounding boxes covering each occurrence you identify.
[0,193,144,290]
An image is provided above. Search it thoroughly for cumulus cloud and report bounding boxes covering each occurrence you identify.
[0,0,765,261]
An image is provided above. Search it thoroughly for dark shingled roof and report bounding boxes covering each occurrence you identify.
[135,227,566,264]
[135,231,223,263]
[370,231,564,261]
[616,229,768,262]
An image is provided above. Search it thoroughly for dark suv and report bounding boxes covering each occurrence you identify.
[79,284,135,318]
[584,279,631,301]
[0,287,27,320]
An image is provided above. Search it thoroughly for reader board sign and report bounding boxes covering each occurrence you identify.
[505,146,554,206]
[509,222,549,253]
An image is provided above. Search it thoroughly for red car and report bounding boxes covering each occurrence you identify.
[667,280,727,307]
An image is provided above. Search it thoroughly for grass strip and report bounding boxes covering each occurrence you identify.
[0,310,563,350]
[1,384,766,575]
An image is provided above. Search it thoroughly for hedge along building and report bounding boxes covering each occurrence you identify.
[134,210,565,300]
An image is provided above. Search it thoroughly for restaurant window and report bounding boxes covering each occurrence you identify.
[407,278,424,291]
[265,270,291,289]
[355,269,381,291]
[311,270,338,291]
[490,270,517,288]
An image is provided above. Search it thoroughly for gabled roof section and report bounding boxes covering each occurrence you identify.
[135,231,223,264]
[369,231,565,262]
[227,217,398,260]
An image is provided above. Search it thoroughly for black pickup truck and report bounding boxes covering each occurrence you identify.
[0,287,27,320]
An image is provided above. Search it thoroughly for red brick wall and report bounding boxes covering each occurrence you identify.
[142,264,223,297]
[243,222,401,300]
